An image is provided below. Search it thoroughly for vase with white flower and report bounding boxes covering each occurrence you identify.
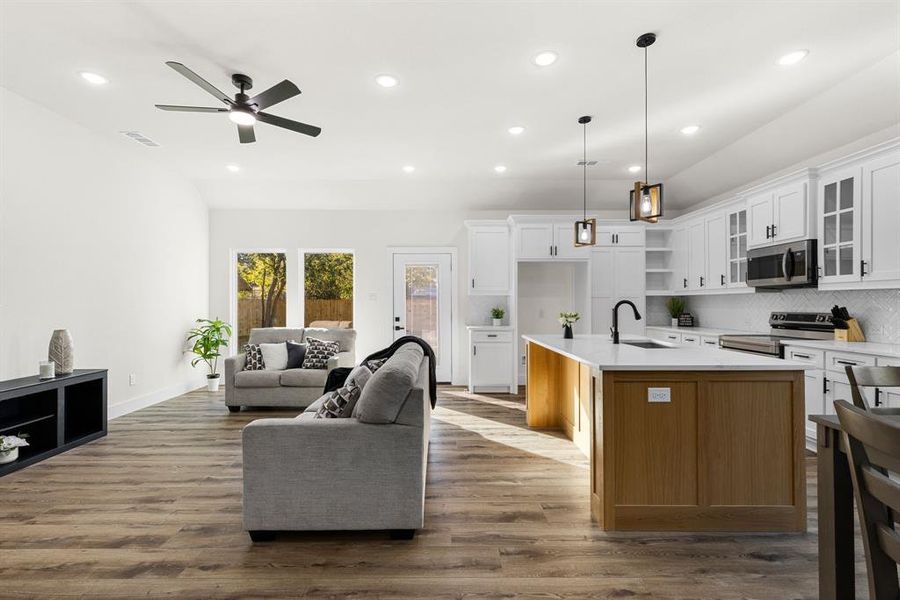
[0,435,29,465]
[559,312,580,339]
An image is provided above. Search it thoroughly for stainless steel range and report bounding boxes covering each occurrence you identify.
[719,312,835,357]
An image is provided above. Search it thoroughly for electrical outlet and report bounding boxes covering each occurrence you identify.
[648,387,670,403]
[129,374,136,386]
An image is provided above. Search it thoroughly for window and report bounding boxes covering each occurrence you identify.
[303,252,354,327]
[235,252,287,347]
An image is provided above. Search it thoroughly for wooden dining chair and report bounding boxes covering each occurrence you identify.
[845,365,900,410]
[834,400,900,600]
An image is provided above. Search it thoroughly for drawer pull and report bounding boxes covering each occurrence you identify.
[836,359,858,366]
[487,334,498,338]
[793,353,811,359]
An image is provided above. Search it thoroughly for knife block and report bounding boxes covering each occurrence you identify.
[834,318,865,342]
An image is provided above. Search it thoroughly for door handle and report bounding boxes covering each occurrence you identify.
[720,274,725,286]
[771,223,777,237]
[766,225,771,239]
[699,276,705,287]
[836,360,858,366]
[472,277,475,288]
[394,325,405,331]
[473,345,477,356]
[823,377,829,394]
[683,278,687,288]
[860,260,867,277]
[874,388,882,407]
[549,245,553,257]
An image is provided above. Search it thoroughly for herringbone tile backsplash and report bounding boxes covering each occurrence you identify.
[647,288,900,343]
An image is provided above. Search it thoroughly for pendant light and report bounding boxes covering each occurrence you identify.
[574,115,596,246]
[629,32,663,223]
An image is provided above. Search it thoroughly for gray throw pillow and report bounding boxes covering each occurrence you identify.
[345,365,372,392]
[355,344,424,424]
[314,380,361,419]
[286,341,307,369]
[302,337,341,369]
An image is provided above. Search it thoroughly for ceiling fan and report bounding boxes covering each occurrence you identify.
[155,61,321,143]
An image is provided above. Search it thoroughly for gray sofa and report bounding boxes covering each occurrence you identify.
[242,342,431,541]
[224,327,356,411]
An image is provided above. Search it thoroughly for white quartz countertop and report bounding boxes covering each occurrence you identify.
[645,325,762,337]
[522,334,810,371]
[781,339,900,360]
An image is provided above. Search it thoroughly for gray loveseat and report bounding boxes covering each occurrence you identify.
[241,342,431,540]
[224,327,356,411]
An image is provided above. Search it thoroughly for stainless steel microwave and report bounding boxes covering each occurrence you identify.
[746,239,818,289]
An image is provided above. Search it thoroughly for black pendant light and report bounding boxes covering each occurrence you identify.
[574,115,596,246]
[629,32,663,223]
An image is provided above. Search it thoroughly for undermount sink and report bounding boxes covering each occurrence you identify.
[622,340,673,349]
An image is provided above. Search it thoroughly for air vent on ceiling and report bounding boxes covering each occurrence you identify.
[577,160,598,166]
[120,131,160,147]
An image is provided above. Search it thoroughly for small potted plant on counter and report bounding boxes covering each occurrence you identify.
[0,434,29,465]
[187,318,233,393]
[666,297,686,327]
[559,312,580,339]
[490,306,505,327]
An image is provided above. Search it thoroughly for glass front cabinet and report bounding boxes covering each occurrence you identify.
[818,167,861,284]
[726,207,748,287]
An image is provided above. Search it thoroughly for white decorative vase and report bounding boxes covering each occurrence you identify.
[0,448,18,465]
[492,319,502,327]
[49,329,74,375]
[671,318,678,327]
[207,375,221,393]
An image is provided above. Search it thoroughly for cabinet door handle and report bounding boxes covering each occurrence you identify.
[823,376,829,394]
[766,225,771,239]
[699,276,705,287]
[860,260,867,277]
[472,277,475,288]
[771,223,777,237]
[487,334,498,338]
[874,388,882,407]
[720,274,725,286]
[836,359,858,366]
[473,345,477,356]
[793,353,811,359]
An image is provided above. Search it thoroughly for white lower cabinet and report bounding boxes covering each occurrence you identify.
[468,328,514,393]
[680,333,701,346]
[700,336,719,348]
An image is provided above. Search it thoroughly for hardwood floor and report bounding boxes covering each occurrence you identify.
[0,385,862,598]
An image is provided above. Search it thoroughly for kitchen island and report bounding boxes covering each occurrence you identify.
[523,333,809,532]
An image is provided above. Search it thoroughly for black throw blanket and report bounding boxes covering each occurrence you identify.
[323,336,438,409]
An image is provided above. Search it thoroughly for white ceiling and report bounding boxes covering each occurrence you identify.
[1,1,899,211]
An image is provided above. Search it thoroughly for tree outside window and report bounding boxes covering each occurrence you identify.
[236,252,287,347]
[304,252,353,327]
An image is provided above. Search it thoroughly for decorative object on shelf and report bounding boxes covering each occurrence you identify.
[187,318,233,392]
[559,312,580,339]
[665,297,686,327]
[38,361,55,380]
[677,313,695,328]
[629,32,664,223]
[0,435,29,465]
[48,329,74,375]
[574,115,596,246]
[490,306,505,327]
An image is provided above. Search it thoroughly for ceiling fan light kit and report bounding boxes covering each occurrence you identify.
[629,32,664,223]
[155,61,321,144]
[574,115,596,247]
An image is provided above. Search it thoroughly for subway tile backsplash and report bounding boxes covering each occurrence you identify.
[647,288,900,343]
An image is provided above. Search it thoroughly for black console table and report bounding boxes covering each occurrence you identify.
[0,369,107,477]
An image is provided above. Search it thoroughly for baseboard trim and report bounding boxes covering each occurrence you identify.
[108,377,206,420]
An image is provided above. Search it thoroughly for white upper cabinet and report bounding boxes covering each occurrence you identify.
[672,226,688,292]
[818,166,861,283]
[705,213,728,289]
[746,174,815,249]
[517,223,555,259]
[467,222,510,295]
[597,226,646,247]
[861,151,900,283]
[553,223,590,258]
[726,207,748,287]
[687,219,706,290]
[747,191,774,248]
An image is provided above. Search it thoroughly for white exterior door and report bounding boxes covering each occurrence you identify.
[747,192,774,248]
[861,152,900,282]
[392,253,453,382]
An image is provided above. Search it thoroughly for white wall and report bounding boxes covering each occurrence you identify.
[0,87,209,415]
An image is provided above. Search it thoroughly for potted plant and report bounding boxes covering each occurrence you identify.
[666,297,686,327]
[187,318,233,392]
[559,312,580,339]
[0,434,29,465]
[490,306,505,327]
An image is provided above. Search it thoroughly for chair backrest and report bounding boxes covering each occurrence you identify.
[846,365,900,410]
[834,400,900,600]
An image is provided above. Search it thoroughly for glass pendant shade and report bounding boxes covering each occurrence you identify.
[629,182,663,223]
[574,218,596,247]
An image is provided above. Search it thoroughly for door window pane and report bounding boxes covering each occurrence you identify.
[729,237,737,258]
[738,210,746,234]
[839,244,854,275]
[303,252,354,327]
[839,211,853,243]
[824,183,836,213]
[405,265,440,362]
[824,215,836,245]
[738,235,746,257]
[730,262,737,283]
[236,253,287,348]
[729,213,737,235]
[839,178,854,209]
[739,259,747,283]
[824,247,837,277]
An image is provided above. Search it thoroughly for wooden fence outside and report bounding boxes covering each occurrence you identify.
[237,296,286,347]
[305,298,353,326]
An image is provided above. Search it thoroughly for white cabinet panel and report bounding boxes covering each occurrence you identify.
[747,192,773,248]
[687,220,706,290]
[554,223,590,258]
[615,229,646,247]
[615,248,646,297]
[591,297,612,338]
[591,248,614,297]
[818,167,861,283]
[469,226,510,295]
[705,214,728,289]
[672,227,688,292]
[470,342,513,389]
[517,224,554,259]
[862,151,900,282]
[773,181,808,242]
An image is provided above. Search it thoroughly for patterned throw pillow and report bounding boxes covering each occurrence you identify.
[365,357,388,373]
[302,337,341,369]
[243,344,265,370]
[314,380,361,418]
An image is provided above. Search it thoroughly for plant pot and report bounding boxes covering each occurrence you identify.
[563,325,574,339]
[207,375,221,393]
[671,318,679,327]
[492,319,502,327]
[0,448,18,465]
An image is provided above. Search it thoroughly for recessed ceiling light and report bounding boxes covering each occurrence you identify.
[680,124,701,135]
[375,74,399,88]
[532,51,558,67]
[508,126,525,135]
[79,71,108,85]
[226,164,240,173]
[777,50,808,66]
[494,165,507,173]
[628,165,642,173]
[402,165,415,173]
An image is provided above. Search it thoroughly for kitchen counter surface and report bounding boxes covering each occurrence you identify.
[645,325,763,337]
[781,339,900,359]
[522,334,809,371]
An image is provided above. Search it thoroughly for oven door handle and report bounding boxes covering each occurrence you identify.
[782,248,794,282]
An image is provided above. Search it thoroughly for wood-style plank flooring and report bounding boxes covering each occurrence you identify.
[0,386,865,599]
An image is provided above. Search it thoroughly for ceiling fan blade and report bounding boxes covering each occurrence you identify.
[238,124,256,144]
[165,61,233,105]
[249,80,301,110]
[155,104,228,113]
[257,111,322,137]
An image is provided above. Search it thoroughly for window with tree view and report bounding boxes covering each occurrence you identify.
[304,252,354,327]
[236,253,287,347]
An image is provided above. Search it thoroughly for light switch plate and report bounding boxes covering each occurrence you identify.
[648,387,671,403]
